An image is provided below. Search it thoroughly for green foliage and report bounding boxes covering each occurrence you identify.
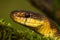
[0,19,59,40]
[0,19,21,40]
[0,19,11,26]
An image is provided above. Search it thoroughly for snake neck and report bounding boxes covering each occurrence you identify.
[36,19,57,37]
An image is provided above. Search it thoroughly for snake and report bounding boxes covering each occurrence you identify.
[10,10,60,38]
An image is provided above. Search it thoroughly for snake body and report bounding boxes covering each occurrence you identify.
[10,10,60,38]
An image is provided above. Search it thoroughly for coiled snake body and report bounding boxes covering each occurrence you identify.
[10,10,60,38]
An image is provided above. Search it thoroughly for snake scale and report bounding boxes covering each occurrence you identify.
[10,10,60,38]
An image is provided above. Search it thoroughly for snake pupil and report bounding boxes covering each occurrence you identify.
[25,13,30,18]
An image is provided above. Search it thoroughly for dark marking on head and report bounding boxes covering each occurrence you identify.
[25,13,30,18]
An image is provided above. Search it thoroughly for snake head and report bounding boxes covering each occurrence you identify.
[10,10,47,28]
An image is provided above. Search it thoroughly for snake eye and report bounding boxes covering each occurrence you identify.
[25,13,30,18]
